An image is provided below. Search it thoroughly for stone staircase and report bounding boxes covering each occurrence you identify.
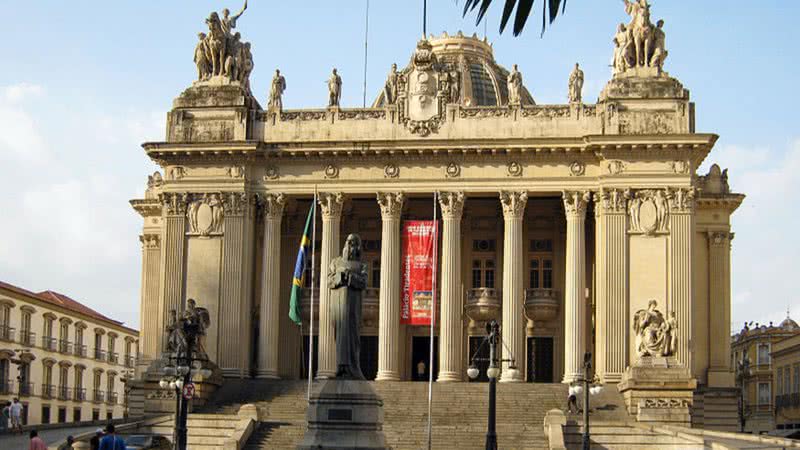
[200,380,568,449]
[145,413,246,450]
[563,422,704,449]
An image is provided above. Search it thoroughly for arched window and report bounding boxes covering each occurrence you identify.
[0,300,13,341]
[73,365,86,401]
[92,369,104,403]
[42,359,55,399]
[19,307,35,347]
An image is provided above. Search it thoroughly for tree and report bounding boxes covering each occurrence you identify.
[462,0,567,37]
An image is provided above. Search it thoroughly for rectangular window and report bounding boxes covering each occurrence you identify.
[0,305,9,327]
[529,260,540,289]
[758,382,771,405]
[41,405,51,424]
[73,408,81,422]
[778,367,784,395]
[58,407,67,423]
[472,260,482,289]
[371,259,381,289]
[543,259,553,289]
[471,259,495,289]
[794,364,800,393]
[485,260,495,289]
[785,366,792,396]
[44,318,54,339]
[758,343,770,365]
[106,411,113,421]
[92,409,99,421]
[21,313,31,335]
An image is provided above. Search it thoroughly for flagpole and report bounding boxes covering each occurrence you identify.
[426,191,439,450]
[308,187,318,401]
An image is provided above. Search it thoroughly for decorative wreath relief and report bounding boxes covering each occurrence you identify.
[507,161,523,177]
[445,162,461,178]
[569,161,586,177]
[384,163,399,178]
[324,164,340,179]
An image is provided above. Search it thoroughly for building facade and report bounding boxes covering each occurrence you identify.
[133,1,744,423]
[773,325,800,433]
[731,316,800,433]
[0,281,138,426]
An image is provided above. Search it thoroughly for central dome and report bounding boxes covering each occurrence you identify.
[372,32,535,107]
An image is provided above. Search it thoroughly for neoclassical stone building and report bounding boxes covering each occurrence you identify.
[133,1,744,424]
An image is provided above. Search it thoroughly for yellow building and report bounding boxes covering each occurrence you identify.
[731,315,800,434]
[0,281,139,426]
[773,330,800,435]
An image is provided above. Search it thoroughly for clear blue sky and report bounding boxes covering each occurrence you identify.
[1,1,798,331]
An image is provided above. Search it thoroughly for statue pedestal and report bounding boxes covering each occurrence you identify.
[136,357,223,415]
[617,357,696,425]
[297,380,387,450]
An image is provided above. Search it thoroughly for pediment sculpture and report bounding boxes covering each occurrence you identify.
[633,300,676,358]
[396,40,450,136]
[613,0,668,76]
[627,189,668,235]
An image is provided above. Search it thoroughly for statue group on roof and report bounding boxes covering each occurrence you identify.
[613,0,668,75]
[194,1,254,89]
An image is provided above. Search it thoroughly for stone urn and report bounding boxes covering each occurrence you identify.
[362,287,380,328]
[524,289,559,334]
[465,288,501,333]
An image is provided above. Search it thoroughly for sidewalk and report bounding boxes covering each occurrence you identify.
[0,425,97,449]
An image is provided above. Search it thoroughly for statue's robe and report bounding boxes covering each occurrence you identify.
[327,256,368,380]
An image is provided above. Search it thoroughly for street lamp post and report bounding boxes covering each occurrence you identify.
[467,320,519,450]
[736,350,752,433]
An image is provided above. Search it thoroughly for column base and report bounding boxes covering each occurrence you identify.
[316,371,336,380]
[375,371,401,382]
[499,374,523,383]
[255,369,280,380]
[600,372,623,384]
[562,371,584,384]
[436,372,462,382]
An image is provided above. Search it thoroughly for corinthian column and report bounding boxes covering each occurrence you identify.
[157,193,188,355]
[562,191,590,384]
[138,234,161,364]
[594,189,628,384]
[707,230,734,386]
[668,188,695,369]
[257,193,286,379]
[499,191,527,382]
[317,192,344,379]
[437,191,465,382]
[375,192,405,381]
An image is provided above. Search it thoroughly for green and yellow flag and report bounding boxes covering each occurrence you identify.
[289,203,315,325]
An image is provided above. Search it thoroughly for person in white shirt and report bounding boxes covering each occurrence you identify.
[10,397,24,433]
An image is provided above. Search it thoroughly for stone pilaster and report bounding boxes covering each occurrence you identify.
[317,193,344,379]
[157,193,188,355]
[668,188,695,369]
[218,192,256,377]
[437,191,465,382]
[499,191,527,382]
[594,189,628,384]
[707,230,734,386]
[257,193,286,379]
[376,192,404,381]
[139,234,161,364]
[562,191,590,384]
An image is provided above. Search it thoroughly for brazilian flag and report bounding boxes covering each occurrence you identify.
[289,202,315,325]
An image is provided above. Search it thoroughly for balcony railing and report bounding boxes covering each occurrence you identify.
[19,382,34,397]
[94,349,106,361]
[73,388,87,402]
[19,331,36,347]
[124,355,136,368]
[0,325,15,342]
[107,352,119,364]
[92,389,105,403]
[73,344,87,358]
[58,339,73,354]
[42,336,57,352]
[41,384,55,399]
[58,386,72,401]
[107,392,119,405]
[0,380,13,395]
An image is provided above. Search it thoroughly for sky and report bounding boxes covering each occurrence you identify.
[0,1,798,332]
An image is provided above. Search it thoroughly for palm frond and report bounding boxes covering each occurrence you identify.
[462,0,566,36]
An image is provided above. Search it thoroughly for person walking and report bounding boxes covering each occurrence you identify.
[0,401,10,431]
[29,430,47,450]
[10,398,24,434]
[98,424,125,450]
[89,428,104,450]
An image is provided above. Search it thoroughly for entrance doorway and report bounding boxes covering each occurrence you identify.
[410,336,438,381]
[467,336,489,382]
[301,335,318,379]
[526,337,554,383]
[359,336,378,380]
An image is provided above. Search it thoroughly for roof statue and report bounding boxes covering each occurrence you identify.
[328,68,342,107]
[193,1,254,92]
[568,63,584,103]
[614,0,669,77]
[268,69,286,111]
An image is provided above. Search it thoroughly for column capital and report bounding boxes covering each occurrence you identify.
[707,231,734,247]
[593,188,627,215]
[222,192,250,216]
[376,192,405,220]
[260,193,286,220]
[500,191,528,219]
[562,190,591,218]
[139,234,161,249]
[438,191,465,219]
[318,192,345,219]
[159,192,189,216]
[667,187,696,213]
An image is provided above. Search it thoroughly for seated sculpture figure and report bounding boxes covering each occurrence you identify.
[633,300,676,358]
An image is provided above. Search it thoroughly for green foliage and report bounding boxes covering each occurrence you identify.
[461,0,567,36]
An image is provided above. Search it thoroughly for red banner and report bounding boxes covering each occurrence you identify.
[401,220,438,325]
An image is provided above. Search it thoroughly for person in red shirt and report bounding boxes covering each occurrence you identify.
[29,430,47,450]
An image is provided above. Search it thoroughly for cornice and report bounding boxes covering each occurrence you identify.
[129,198,162,217]
[695,194,745,213]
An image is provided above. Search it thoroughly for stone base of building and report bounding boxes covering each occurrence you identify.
[618,357,697,425]
[298,379,387,450]
[137,357,224,415]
